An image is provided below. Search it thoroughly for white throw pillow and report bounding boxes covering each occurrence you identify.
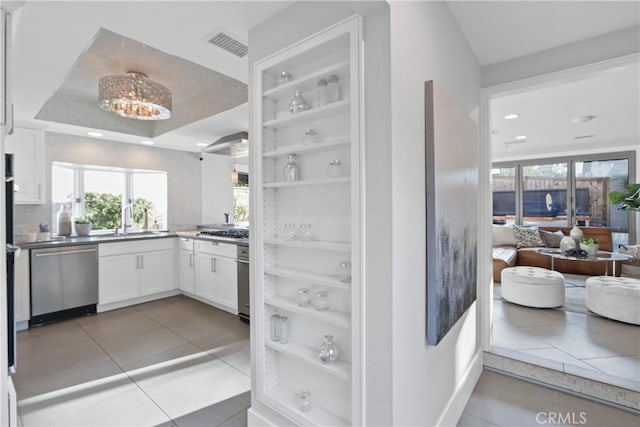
[493,224,516,246]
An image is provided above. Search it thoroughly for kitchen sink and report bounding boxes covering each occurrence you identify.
[90,231,163,239]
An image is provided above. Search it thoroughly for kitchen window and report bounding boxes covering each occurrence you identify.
[51,162,167,233]
[233,172,249,227]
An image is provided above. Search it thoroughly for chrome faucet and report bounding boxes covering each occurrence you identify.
[122,203,133,235]
[224,212,230,224]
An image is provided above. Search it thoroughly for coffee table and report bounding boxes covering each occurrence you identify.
[537,249,633,276]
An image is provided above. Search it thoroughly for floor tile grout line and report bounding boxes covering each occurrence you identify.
[214,404,251,427]
[75,313,178,425]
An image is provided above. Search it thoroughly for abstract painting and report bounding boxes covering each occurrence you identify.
[425,80,478,346]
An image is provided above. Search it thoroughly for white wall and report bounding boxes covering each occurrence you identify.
[201,153,234,225]
[483,25,640,87]
[390,2,482,425]
[13,132,202,232]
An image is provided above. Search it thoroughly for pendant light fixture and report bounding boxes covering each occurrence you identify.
[231,159,239,185]
[98,71,172,120]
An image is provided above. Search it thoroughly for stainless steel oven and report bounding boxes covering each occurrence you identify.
[236,245,250,322]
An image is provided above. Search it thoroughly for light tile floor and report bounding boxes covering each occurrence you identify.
[14,295,251,427]
[14,295,638,427]
[492,279,640,391]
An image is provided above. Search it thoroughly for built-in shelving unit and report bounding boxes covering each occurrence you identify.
[252,16,362,426]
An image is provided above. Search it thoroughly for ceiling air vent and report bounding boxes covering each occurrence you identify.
[208,32,248,58]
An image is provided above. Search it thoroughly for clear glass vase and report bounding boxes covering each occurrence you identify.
[318,335,339,363]
[283,153,300,182]
[288,90,310,114]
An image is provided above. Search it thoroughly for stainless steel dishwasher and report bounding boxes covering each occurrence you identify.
[30,245,98,326]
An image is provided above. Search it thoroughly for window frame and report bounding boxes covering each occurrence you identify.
[52,162,168,232]
[493,150,636,242]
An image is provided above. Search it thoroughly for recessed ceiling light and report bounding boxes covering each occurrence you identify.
[196,142,208,147]
[87,131,103,137]
[574,135,595,140]
[504,113,519,120]
[515,135,527,140]
[141,140,154,145]
[504,139,526,145]
[571,115,595,123]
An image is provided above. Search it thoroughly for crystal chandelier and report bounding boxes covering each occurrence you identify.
[98,72,172,120]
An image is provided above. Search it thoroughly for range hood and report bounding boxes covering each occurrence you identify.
[203,131,249,157]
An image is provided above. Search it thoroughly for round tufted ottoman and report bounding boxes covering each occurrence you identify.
[501,266,565,308]
[586,276,640,325]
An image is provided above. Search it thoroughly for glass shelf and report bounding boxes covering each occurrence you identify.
[264,238,351,252]
[265,295,350,328]
[263,60,349,99]
[264,267,350,291]
[263,176,350,188]
[266,385,350,427]
[262,135,350,158]
[263,99,350,129]
[265,340,351,381]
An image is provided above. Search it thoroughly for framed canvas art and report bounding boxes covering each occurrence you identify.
[424,80,478,345]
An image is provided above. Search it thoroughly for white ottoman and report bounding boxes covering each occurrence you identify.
[501,266,565,308]
[586,276,640,325]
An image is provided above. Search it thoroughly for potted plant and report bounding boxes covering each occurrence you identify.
[609,183,640,212]
[579,237,599,257]
[74,217,92,236]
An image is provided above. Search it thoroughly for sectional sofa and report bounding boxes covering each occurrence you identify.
[492,225,616,283]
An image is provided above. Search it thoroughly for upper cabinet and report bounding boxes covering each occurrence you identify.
[5,126,46,204]
[252,17,362,426]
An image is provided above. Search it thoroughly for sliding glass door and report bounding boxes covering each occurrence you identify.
[492,151,636,245]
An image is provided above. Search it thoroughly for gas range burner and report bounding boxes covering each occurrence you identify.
[199,229,249,239]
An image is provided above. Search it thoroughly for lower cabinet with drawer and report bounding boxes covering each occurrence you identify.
[194,240,238,314]
[99,238,177,306]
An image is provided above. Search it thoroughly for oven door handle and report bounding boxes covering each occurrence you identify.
[236,259,250,264]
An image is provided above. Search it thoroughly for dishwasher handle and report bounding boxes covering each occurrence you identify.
[33,248,97,257]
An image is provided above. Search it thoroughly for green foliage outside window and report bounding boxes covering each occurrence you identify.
[84,192,155,230]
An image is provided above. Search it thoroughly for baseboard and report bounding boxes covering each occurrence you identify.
[97,289,181,312]
[436,350,483,426]
[247,407,277,427]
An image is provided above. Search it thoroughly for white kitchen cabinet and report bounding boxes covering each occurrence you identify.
[5,126,45,204]
[178,238,196,294]
[139,250,176,296]
[14,249,30,325]
[99,238,176,305]
[98,253,139,304]
[252,17,362,426]
[194,241,238,313]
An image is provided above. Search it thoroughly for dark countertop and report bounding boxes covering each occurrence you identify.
[175,231,249,247]
[17,232,177,250]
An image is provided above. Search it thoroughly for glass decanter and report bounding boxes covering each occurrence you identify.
[313,290,329,311]
[283,153,300,182]
[296,288,311,307]
[318,335,339,363]
[288,90,310,114]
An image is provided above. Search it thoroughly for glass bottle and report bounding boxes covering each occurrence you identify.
[288,90,310,114]
[337,261,352,283]
[296,288,311,307]
[298,224,313,242]
[270,315,281,342]
[327,75,340,102]
[326,160,343,178]
[313,290,329,311]
[316,79,330,107]
[318,335,339,363]
[279,316,289,344]
[303,129,319,145]
[283,153,300,182]
[277,71,292,86]
[299,390,311,412]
